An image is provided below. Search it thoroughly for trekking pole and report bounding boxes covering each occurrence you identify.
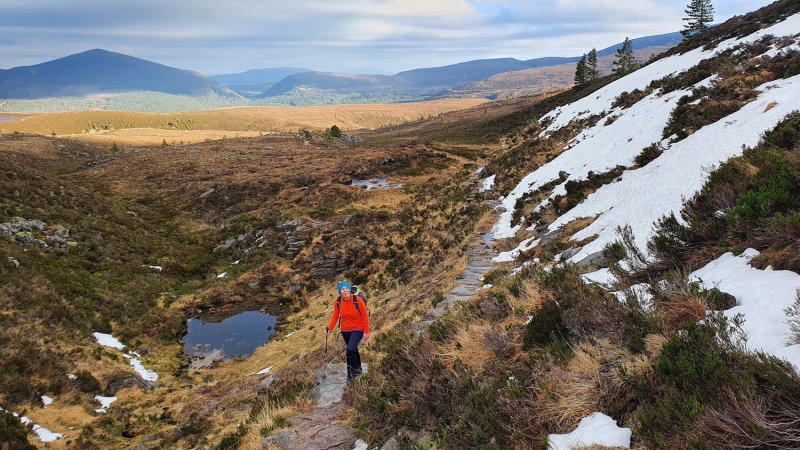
[322,332,328,380]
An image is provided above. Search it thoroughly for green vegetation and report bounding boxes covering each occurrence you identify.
[649,113,800,272]
[0,410,35,450]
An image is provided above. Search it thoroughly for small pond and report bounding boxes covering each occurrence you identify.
[351,177,403,191]
[182,311,277,368]
[0,116,22,123]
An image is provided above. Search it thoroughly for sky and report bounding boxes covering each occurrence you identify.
[0,0,775,75]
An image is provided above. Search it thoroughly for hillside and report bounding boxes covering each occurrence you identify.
[344,1,800,448]
[3,1,800,449]
[447,45,675,99]
[0,49,240,100]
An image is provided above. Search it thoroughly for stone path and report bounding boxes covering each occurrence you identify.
[262,363,367,449]
[264,234,495,449]
[414,235,497,333]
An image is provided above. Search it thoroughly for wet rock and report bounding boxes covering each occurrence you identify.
[495,205,507,212]
[262,430,298,447]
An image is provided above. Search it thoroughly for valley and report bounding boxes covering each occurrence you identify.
[0,99,486,146]
[3,1,800,449]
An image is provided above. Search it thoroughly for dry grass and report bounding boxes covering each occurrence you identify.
[435,322,498,376]
[538,339,628,431]
[0,99,487,146]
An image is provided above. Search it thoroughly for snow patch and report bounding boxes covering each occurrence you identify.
[217,271,227,278]
[95,331,159,381]
[479,174,496,192]
[581,268,617,286]
[611,283,655,312]
[93,332,124,349]
[41,395,53,407]
[249,365,274,376]
[690,249,800,368]
[0,407,65,442]
[94,395,117,413]
[548,412,631,450]
[493,237,539,262]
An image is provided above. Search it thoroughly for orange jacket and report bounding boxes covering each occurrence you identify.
[327,294,370,333]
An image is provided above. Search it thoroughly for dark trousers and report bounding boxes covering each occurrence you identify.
[341,330,363,381]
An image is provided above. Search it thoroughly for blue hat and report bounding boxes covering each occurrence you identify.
[337,280,352,295]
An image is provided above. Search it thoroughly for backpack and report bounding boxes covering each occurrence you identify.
[337,285,371,326]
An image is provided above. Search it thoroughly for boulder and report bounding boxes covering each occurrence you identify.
[575,250,612,268]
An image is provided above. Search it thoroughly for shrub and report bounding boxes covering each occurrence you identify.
[330,125,342,138]
[523,299,566,348]
[634,142,665,166]
[74,369,101,394]
[784,290,800,345]
[0,409,35,450]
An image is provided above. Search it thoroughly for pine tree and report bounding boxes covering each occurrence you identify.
[587,48,599,82]
[574,54,588,88]
[613,37,637,76]
[682,0,714,38]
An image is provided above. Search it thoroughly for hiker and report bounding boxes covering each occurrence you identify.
[326,280,370,382]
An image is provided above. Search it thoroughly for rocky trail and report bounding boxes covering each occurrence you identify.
[263,233,496,449]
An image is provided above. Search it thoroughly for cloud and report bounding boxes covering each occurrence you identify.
[0,0,777,74]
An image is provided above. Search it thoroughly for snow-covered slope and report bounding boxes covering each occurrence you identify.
[492,13,800,265]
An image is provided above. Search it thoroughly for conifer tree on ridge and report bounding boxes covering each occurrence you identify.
[613,37,637,76]
[587,48,599,82]
[574,54,588,88]
[682,0,715,37]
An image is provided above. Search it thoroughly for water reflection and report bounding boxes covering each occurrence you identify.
[182,311,277,369]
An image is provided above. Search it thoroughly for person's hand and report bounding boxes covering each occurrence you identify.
[363,332,370,342]
[325,327,330,337]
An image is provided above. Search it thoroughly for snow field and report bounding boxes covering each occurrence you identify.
[690,249,800,368]
[492,12,800,262]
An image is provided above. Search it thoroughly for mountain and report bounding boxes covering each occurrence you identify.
[210,67,312,96]
[259,32,683,98]
[0,49,241,100]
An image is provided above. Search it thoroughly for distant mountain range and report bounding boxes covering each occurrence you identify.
[0,49,240,100]
[0,32,682,111]
[214,32,682,98]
